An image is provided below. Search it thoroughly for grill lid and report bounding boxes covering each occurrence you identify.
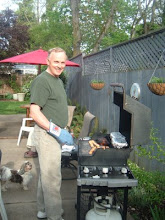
[110,83,151,146]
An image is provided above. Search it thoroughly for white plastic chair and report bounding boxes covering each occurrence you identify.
[17,118,34,146]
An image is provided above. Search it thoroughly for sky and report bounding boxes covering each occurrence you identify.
[0,0,18,11]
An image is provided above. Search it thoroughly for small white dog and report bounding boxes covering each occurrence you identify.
[0,161,33,191]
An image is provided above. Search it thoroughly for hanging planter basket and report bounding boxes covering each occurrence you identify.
[90,82,105,90]
[147,83,165,96]
[147,49,165,96]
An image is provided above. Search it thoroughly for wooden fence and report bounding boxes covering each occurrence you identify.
[66,28,165,172]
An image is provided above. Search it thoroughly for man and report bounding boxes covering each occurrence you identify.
[30,47,73,220]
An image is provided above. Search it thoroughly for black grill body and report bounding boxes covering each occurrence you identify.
[76,84,151,220]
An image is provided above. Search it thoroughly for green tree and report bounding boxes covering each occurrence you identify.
[0,9,30,60]
[79,0,128,53]
[16,0,37,24]
[161,0,165,25]
[29,7,73,57]
[1,0,164,57]
[70,0,81,56]
[128,0,164,38]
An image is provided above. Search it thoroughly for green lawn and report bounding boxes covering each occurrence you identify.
[0,100,30,114]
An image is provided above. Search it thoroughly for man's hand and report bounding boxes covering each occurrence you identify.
[48,122,74,145]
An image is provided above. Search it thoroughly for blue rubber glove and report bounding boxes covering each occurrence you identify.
[48,122,74,146]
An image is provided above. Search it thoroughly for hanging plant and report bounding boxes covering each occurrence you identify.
[147,49,165,96]
[90,80,105,90]
[147,77,165,96]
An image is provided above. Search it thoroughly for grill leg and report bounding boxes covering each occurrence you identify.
[123,188,128,220]
[77,186,81,220]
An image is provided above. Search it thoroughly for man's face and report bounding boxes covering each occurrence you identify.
[46,51,67,77]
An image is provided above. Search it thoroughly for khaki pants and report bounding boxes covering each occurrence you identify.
[34,125,63,220]
[26,129,36,152]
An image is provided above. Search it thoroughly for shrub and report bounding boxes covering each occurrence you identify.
[68,100,99,138]
[21,75,36,101]
[150,205,165,220]
[69,101,86,138]
[60,71,68,89]
[137,126,165,164]
[126,161,165,220]
[6,74,20,93]
[127,126,165,219]
[5,93,13,100]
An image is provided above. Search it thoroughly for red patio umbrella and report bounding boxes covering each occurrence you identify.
[0,49,80,66]
[0,49,80,74]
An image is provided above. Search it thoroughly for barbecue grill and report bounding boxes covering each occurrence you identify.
[76,84,151,220]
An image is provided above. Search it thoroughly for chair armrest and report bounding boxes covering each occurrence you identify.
[22,118,34,126]
[23,118,33,121]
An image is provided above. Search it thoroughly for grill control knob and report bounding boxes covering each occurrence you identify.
[102,167,109,174]
[121,167,127,174]
[83,166,89,174]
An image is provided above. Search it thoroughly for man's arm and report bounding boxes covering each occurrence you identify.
[30,104,49,130]
[30,103,74,145]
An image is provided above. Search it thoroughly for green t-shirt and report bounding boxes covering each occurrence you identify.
[30,71,68,128]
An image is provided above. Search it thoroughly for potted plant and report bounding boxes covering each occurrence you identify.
[17,92,26,101]
[17,86,26,101]
[90,80,105,90]
[13,93,18,100]
[13,86,20,100]
[147,76,165,96]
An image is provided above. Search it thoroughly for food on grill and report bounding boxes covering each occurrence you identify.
[89,146,97,155]
[95,137,109,146]
[89,140,100,148]
[110,132,128,149]
[88,139,110,155]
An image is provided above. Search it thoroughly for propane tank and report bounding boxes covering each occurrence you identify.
[85,196,122,220]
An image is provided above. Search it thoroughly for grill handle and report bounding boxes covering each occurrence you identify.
[110,83,125,94]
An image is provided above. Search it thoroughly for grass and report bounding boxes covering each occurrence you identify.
[0,100,29,114]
